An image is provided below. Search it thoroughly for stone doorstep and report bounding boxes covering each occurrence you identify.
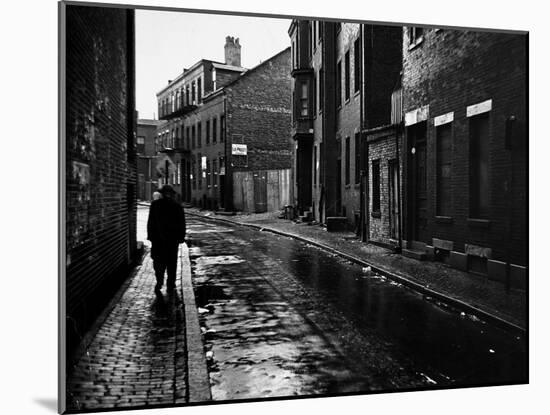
[487,259,527,290]
[401,248,427,261]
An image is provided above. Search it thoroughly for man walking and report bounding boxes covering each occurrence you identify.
[147,185,186,294]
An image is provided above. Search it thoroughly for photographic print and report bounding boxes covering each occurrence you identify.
[59,1,528,413]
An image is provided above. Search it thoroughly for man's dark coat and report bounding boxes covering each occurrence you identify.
[147,198,186,252]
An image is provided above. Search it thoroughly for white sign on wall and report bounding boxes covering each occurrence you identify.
[232,144,248,156]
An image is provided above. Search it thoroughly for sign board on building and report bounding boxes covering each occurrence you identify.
[232,144,248,156]
[156,154,176,176]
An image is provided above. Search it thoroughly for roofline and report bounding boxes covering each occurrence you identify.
[219,47,291,90]
[155,59,220,96]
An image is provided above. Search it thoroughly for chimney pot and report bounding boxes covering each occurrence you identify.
[224,35,242,67]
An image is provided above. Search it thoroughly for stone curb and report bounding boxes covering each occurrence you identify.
[179,243,212,402]
[186,211,526,337]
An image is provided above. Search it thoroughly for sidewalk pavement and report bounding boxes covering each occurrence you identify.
[66,244,210,411]
[185,207,527,333]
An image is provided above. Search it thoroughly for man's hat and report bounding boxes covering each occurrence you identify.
[159,184,176,195]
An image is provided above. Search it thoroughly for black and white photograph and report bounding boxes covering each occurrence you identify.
[56,0,532,413]
[6,0,549,414]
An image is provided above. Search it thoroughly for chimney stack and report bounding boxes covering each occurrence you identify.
[224,36,241,67]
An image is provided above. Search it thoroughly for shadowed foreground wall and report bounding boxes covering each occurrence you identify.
[65,4,137,356]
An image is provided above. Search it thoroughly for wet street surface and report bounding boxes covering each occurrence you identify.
[187,216,527,400]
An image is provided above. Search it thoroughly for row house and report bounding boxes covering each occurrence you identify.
[155,37,292,212]
[137,118,161,201]
[289,21,527,288]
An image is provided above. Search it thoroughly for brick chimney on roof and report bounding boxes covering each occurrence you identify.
[224,36,241,67]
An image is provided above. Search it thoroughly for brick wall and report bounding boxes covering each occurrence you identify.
[65,5,136,353]
[367,127,402,245]
[190,94,226,208]
[335,24,361,223]
[226,48,292,172]
[402,28,527,265]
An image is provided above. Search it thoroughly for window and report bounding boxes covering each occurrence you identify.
[220,115,225,142]
[336,61,342,107]
[198,78,202,102]
[206,120,210,145]
[313,145,317,187]
[213,117,217,142]
[186,85,190,106]
[192,156,196,190]
[171,129,176,148]
[354,38,361,93]
[213,159,218,186]
[345,136,350,185]
[197,122,202,148]
[344,51,350,101]
[206,159,211,187]
[186,127,190,149]
[292,40,296,69]
[355,133,361,184]
[300,81,309,117]
[436,123,453,216]
[192,81,196,104]
[137,136,145,154]
[197,153,202,189]
[408,26,424,46]
[372,159,381,213]
[318,21,323,42]
[192,125,196,149]
[469,114,489,219]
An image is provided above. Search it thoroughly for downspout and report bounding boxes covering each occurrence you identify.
[359,26,365,241]
[223,92,232,211]
[396,104,403,252]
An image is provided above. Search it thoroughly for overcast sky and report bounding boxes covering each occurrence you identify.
[136,9,292,120]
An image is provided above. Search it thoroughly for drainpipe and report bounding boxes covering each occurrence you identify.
[505,115,516,293]
[359,26,365,241]
[396,115,403,252]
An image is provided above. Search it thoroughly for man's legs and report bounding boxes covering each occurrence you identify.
[151,243,167,293]
[153,259,167,293]
[166,243,179,290]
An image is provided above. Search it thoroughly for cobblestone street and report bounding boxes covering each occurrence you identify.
[67,248,188,411]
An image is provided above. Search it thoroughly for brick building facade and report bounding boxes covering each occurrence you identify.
[155,38,292,212]
[290,21,527,287]
[137,118,160,201]
[63,4,137,355]
[401,28,527,286]
[289,21,402,238]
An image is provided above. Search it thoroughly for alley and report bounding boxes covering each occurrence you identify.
[187,215,527,400]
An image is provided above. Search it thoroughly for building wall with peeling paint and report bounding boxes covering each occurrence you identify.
[65,4,137,354]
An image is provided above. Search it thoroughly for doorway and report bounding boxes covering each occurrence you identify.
[389,159,400,240]
[407,122,428,243]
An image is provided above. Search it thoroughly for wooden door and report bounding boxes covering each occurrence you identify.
[253,171,267,213]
